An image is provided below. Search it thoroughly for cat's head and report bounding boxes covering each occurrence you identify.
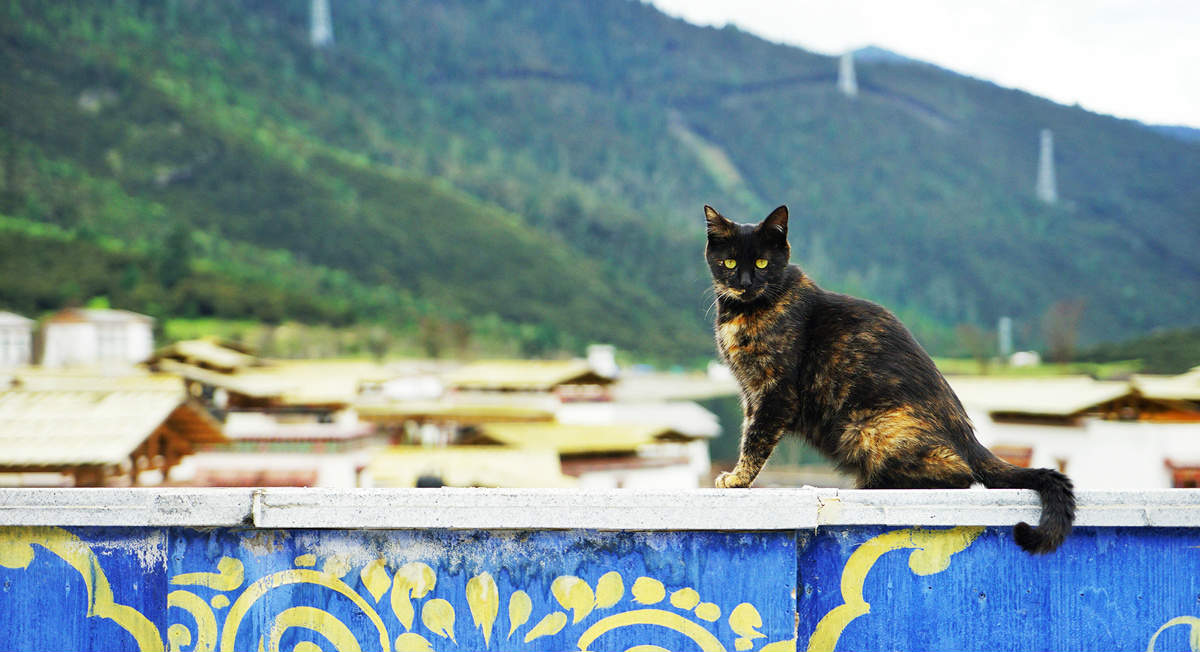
[704,205,790,302]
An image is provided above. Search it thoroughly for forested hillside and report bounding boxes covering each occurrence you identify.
[2,0,1197,361]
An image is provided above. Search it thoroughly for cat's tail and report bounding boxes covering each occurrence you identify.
[976,457,1076,554]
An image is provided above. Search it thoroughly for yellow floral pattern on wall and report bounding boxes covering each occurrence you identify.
[1,523,1195,651]
[165,528,799,652]
[167,555,793,651]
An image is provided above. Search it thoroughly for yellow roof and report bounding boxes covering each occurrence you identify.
[946,376,1133,417]
[367,446,575,488]
[470,422,691,454]
[0,389,224,466]
[152,359,282,398]
[445,360,613,391]
[356,400,555,424]
[1132,367,1200,401]
[268,360,395,405]
[155,359,394,406]
[146,338,259,372]
[6,367,183,392]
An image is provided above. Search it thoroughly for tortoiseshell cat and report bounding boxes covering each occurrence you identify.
[705,204,1075,554]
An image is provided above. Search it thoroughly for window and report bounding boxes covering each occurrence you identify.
[990,445,1033,468]
[1166,461,1200,488]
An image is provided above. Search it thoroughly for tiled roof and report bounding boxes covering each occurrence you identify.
[946,376,1133,417]
[470,422,693,454]
[0,389,223,466]
[445,360,613,391]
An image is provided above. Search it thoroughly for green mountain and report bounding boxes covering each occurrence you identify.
[2,0,1197,362]
[1149,125,1200,144]
[1077,327,1200,375]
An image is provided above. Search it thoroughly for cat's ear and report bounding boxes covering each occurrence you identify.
[757,205,788,238]
[704,205,735,238]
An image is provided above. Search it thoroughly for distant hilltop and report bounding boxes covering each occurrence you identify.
[1146,124,1200,143]
[852,45,922,65]
[851,45,1200,143]
[1,0,1198,362]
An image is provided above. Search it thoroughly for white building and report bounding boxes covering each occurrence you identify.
[172,409,382,488]
[40,309,154,368]
[949,374,1200,490]
[0,312,33,369]
[460,421,712,490]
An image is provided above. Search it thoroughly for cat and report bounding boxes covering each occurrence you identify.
[704,204,1075,554]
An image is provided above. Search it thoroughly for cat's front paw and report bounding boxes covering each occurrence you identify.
[715,471,750,488]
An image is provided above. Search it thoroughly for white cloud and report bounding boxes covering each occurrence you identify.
[649,0,1200,128]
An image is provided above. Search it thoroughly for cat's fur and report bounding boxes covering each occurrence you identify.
[705,204,1075,554]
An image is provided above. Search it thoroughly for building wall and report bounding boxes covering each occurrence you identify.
[40,316,153,368]
[574,463,700,489]
[121,319,154,363]
[174,451,368,487]
[1080,420,1200,488]
[970,409,1200,489]
[41,322,97,368]
[0,323,32,368]
[569,442,712,489]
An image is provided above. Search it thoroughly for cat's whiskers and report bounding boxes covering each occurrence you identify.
[702,286,721,319]
[713,285,745,303]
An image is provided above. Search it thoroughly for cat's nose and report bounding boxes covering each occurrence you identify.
[737,270,752,288]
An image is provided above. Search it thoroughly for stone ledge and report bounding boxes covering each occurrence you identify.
[0,488,254,527]
[813,488,1200,527]
[0,487,1197,529]
[252,487,819,530]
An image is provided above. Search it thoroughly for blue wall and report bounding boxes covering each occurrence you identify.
[1,524,1198,651]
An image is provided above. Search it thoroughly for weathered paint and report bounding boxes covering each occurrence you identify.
[4,489,1200,651]
[0,527,166,652]
[798,525,1200,651]
[0,527,796,652]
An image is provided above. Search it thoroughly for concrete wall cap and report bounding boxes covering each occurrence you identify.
[0,488,1197,529]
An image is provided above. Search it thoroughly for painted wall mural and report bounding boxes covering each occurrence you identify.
[798,526,1200,651]
[1,524,1200,651]
[0,527,796,652]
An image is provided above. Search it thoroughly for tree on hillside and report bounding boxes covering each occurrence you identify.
[156,224,193,290]
[1043,299,1086,363]
[955,323,995,373]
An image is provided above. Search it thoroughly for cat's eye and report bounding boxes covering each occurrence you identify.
[755,258,768,269]
[723,259,737,269]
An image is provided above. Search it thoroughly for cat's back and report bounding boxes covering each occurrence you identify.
[802,285,914,357]
[801,283,955,406]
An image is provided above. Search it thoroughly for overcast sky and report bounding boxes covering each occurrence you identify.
[649,0,1199,129]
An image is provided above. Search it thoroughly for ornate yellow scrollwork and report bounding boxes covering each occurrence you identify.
[175,554,797,652]
[218,568,391,652]
[805,526,984,652]
[0,526,793,652]
[1146,616,1200,652]
[167,590,217,652]
[0,526,164,652]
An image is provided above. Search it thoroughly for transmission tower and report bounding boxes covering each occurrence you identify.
[838,52,858,98]
[311,0,333,48]
[1036,129,1058,204]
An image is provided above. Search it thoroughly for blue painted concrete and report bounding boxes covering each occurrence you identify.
[797,526,1200,652]
[0,526,796,652]
[172,528,796,652]
[0,527,166,652]
[2,524,1199,651]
